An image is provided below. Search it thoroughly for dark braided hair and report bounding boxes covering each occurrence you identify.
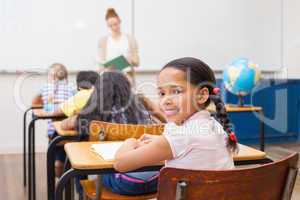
[162,57,238,152]
[77,71,150,135]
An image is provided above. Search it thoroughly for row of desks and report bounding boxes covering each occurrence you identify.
[24,105,268,200]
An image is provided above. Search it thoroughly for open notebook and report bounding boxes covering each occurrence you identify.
[91,142,124,161]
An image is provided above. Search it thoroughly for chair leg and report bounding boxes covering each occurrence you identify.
[94,175,102,200]
[64,158,72,200]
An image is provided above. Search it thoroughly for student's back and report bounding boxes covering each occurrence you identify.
[77,71,152,129]
[59,70,99,117]
[76,71,157,195]
[163,110,234,170]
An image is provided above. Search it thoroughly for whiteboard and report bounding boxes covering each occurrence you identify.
[135,0,282,71]
[0,0,283,72]
[0,0,132,72]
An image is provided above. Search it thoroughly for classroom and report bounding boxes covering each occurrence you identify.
[1,0,300,200]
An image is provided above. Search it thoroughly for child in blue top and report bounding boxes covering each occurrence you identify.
[32,63,75,176]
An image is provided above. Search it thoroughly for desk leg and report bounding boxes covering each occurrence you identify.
[55,169,78,200]
[32,120,36,200]
[259,110,265,151]
[28,118,37,200]
[47,136,79,200]
[47,138,58,200]
[23,107,31,187]
[28,119,33,200]
[64,159,72,200]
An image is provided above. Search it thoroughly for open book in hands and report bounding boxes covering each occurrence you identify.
[91,142,124,161]
[103,55,131,71]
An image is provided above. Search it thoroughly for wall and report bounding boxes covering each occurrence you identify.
[284,0,300,78]
[1,0,300,154]
[0,70,279,154]
[0,72,160,154]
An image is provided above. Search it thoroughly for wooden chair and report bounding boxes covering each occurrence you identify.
[80,179,157,200]
[80,121,165,200]
[157,153,299,200]
[88,120,165,141]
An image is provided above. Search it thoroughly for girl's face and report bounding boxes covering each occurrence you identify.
[157,67,209,125]
[106,17,121,34]
[48,67,56,82]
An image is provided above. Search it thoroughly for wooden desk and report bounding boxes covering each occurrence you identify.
[54,141,272,200]
[23,104,43,188]
[209,104,265,151]
[27,111,65,200]
[65,142,268,170]
[47,121,79,200]
[53,121,78,136]
[225,105,262,112]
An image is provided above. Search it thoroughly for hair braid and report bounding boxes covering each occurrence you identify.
[211,90,238,152]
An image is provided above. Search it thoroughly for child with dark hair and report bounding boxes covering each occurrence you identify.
[62,71,159,196]
[76,71,151,128]
[76,70,99,90]
[107,57,237,195]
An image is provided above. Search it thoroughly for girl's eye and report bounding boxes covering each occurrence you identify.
[158,91,165,97]
[173,89,182,94]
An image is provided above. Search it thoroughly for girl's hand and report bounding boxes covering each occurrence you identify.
[138,134,159,143]
[115,138,139,160]
[123,138,139,149]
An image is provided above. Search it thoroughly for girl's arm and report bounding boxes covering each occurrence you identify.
[61,115,78,130]
[33,108,65,117]
[114,136,173,172]
[32,94,43,106]
[137,94,167,123]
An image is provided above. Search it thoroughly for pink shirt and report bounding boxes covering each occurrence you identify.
[164,110,234,170]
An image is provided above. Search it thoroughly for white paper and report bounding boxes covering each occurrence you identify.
[91,142,124,161]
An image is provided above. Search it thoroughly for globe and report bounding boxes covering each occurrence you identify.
[223,58,261,105]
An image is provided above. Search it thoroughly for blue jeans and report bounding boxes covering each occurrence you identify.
[48,132,66,162]
[102,172,158,195]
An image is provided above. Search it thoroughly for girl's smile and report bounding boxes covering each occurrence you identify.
[163,108,180,117]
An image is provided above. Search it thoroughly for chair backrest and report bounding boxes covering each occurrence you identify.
[89,120,165,141]
[157,153,299,200]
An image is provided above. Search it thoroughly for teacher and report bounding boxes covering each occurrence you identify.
[98,8,139,84]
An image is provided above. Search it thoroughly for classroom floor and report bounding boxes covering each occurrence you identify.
[0,143,300,200]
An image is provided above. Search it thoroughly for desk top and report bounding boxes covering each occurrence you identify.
[207,104,262,113]
[65,142,266,170]
[31,104,43,109]
[53,121,78,136]
[32,109,45,116]
[225,105,262,112]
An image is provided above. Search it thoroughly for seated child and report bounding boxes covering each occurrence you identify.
[108,57,238,195]
[62,71,160,195]
[31,63,76,176]
[36,70,99,118]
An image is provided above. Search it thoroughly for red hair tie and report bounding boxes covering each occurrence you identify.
[229,132,238,143]
[213,87,220,94]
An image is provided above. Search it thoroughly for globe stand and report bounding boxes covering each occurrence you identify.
[238,94,245,107]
